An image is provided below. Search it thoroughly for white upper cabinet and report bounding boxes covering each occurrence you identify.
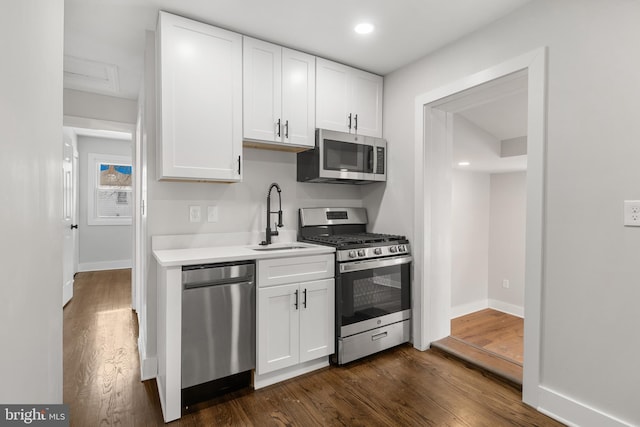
[156,12,243,181]
[316,58,383,138]
[281,49,316,146]
[243,37,316,148]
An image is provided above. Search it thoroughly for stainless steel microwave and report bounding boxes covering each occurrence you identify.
[297,129,387,184]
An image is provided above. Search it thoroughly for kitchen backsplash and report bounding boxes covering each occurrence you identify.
[148,147,365,239]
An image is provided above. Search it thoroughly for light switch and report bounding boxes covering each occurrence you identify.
[207,205,218,223]
[189,205,201,223]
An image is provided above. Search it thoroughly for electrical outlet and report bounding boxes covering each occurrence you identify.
[207,205,218,223]
[623,200,640,226]
[189,205,201,223]
[502,279,510,289]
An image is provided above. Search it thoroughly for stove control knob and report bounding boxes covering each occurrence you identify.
[374,248,382,255]
[389,246,398,253]
[357,249,366,257]
[398,245,406,252]
[348,250,357,258]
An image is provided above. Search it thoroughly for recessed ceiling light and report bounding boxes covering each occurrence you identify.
[354,23,374,34]
[458,161,470,166]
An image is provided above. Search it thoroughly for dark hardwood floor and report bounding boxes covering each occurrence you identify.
[64,270,562,426]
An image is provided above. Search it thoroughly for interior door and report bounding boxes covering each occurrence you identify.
[62,133,77,306]
[133,101,145,312]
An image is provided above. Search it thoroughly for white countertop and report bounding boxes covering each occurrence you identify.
[153,241,335,267]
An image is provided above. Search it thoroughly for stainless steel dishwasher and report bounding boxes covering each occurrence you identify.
[181,260,255,389]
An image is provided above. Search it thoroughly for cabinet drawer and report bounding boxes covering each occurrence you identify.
[257,254,334,287]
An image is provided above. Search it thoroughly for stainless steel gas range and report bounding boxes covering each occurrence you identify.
[298,207,412,365]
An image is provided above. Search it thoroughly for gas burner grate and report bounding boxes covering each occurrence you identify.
[305,232,406,247]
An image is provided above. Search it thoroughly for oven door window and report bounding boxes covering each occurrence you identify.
[340,262,410,326]
[323,139,374,174]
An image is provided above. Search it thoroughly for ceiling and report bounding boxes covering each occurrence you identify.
[440,72,529,173]
[63,0,531,100]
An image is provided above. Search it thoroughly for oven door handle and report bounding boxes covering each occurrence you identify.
[339,255,413,273]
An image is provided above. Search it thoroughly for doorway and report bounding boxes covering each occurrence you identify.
[412,48,546,407]
[442,82,528,382]
[62,117,135,309]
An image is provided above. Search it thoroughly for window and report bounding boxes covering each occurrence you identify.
[88,153,132,225]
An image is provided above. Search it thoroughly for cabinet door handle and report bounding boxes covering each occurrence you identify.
[347,113,352,130]
[237,155,241,175]
[284,120,289,139]
[354,114,358,132]
[294,289,299,310]
[276,118,281,138]
[303,288,307,308]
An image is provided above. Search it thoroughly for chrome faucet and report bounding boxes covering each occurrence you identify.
[260,183,283,245]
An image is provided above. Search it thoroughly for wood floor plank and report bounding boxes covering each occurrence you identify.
[451,309,524,364]
[64,270,562,426]
[431,336,523,386]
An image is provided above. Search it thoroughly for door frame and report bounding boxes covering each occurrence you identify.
[412,47,547,407]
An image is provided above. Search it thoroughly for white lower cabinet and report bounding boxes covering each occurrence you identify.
[255,254,334,387]
[257,283,300,373]
[299,279,334,362]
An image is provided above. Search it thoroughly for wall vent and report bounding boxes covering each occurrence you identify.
[64,55,120,95]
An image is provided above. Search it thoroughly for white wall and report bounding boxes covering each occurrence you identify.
[0,0,64,403]
[451,169,526,318]
[147,147,364,236]
[488,172,526,314]
[77,135,133,271]
[64,88,137,125]
[140,31,365,366]
[451,170,490,315]
[450,115,526,318]
[372,0,640,424]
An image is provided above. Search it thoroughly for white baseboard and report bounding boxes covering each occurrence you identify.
[78,259,132,272]
[451,299,524,319]
[488,299,524,318]
[451,299,489,319]
[253,357,329,390]
[538,386,634,427]
[63,281,73,306]
[138,335,158,381]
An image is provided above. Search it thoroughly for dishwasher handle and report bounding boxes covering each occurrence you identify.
[183,278,254,290]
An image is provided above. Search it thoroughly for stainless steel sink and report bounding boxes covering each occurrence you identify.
[251,245,308,251]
